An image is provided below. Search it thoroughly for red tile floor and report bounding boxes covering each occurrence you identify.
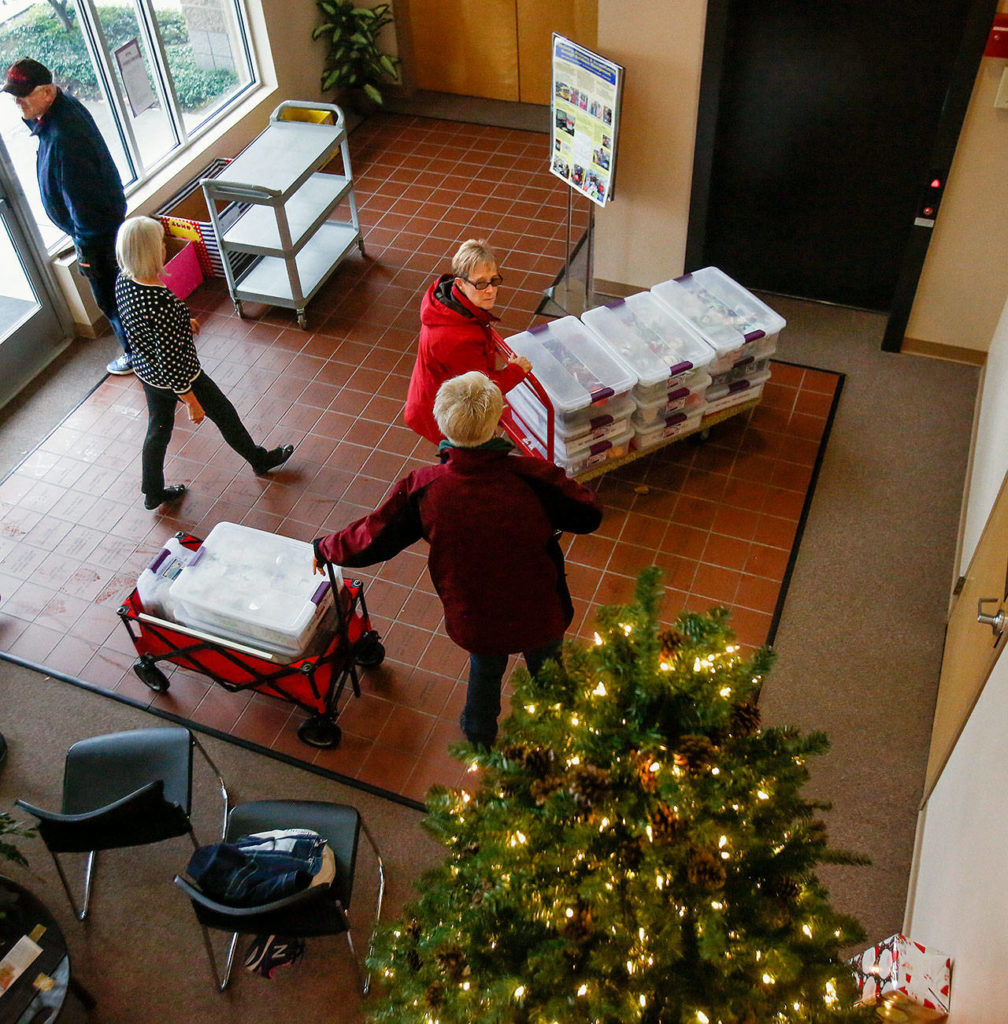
[0,113,841,806]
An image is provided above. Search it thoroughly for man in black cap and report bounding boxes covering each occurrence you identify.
[2,58,133,375]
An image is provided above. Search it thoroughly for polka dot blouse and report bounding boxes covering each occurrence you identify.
[115,275,201,393]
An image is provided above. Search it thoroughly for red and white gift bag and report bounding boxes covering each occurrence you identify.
[850,933,952,1021]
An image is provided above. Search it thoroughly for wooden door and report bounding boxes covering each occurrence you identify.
[926,471,1008,796]
[404,0,596,105]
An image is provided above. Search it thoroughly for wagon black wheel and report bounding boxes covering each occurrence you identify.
[354,632,385,668]
[298,716,342,748]
[133,657,169,693]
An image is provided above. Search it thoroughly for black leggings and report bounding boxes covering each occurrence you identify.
[141,373,267,498]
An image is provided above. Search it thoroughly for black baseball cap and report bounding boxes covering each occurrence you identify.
[2,59,53,98]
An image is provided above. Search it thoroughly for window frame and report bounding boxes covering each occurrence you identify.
[54,0,259,241]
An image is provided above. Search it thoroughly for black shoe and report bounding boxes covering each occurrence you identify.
[106,353,134,375]
[254,444,294,476]
[144,484,187,510]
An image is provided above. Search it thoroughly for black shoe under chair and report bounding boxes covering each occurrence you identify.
[144,484,187,511]
[253,444,295,476]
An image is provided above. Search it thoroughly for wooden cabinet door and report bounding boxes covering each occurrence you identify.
[926,470,1008,796]
[403,0,597,105]
[406,0,520,100]
[517,0,597,105]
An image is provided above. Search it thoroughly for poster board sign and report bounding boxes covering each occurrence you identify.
[550,34,624,207]
[115,39,157,118]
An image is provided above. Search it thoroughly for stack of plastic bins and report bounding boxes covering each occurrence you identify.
[505,316,636,476]
[581,291,716,452]
[168,522,339,662]
[651,266,786,419]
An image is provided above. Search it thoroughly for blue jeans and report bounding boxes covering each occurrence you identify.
[461,638,563,748]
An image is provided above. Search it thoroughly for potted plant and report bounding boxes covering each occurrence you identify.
[312,0,401,109]
[0,811,35,871]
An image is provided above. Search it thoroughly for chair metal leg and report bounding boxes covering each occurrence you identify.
[196,921,239,991]
[49,849,96,922]
[358,820,385,995]
[190,734,230,839]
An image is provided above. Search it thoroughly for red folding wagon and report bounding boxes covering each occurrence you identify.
[117,531,384,749]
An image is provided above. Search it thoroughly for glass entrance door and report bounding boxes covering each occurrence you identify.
[0,179,66,409]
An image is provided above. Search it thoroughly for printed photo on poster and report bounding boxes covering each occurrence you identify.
[550,34,624,208]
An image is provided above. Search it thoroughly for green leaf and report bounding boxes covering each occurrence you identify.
[379,54,398,76]
[363,82,383,105]
[311,24,331,40]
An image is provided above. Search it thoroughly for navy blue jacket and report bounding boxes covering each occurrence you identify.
[28,89,126,247]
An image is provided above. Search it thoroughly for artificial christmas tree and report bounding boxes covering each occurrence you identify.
[368,568,874,1024]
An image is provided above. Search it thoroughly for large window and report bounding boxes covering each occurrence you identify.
[0,0,257,250]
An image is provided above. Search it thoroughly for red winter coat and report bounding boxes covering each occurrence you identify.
[403,275,527,445]
[313,443,602,655]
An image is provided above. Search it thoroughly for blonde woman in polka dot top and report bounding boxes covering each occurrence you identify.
[115,216,294,510]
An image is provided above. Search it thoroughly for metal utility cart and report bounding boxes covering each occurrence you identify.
[201,101,364,328]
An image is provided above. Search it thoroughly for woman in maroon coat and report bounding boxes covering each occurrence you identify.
[403,239,532,445]
[316,372,602,749]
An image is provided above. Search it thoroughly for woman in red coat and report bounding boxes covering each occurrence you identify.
[404,239,532,445]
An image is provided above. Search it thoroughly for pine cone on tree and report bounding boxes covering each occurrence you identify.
[561,900,594,942]
[634,751,660,793]
[766,876,801,903]
[674,734,717,774]
[500,742,555,778]
[658,627,687,661]
[406,949,422,973]
[405,918,422,940]
[568,764,610,808]
[425,982,445,1008]
[687,846,727,890]
[530,774,564,805]
[649,802,683,842]
[730,701,761,736]
[435,947,468,982]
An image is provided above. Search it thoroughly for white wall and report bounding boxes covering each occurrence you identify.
[905,647,1008,1022]
[958,295,1008,572]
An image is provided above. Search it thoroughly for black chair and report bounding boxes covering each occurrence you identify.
[173,799,384,992]
[15,726,228,921]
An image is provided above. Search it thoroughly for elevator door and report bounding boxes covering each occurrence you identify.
[699,1,972,310]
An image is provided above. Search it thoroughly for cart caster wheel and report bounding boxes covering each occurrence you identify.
[234,301,244,319]
[297,315,308,330]
[298,716,341,748]
[357,239,366,255]
[134,658,169,693]
[689,428,711,444]
[354,633,385,668]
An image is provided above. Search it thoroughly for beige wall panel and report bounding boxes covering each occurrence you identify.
[516,0,598,105]
[593,0,706,292]
[407,0,519,100]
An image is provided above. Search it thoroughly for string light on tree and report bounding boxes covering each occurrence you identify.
[365,569,874,1024]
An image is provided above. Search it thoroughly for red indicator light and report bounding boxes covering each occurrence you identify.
[930,178,942,189]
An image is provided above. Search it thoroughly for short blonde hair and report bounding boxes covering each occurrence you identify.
[434,371,504,447]
[452,239,498,281]
[116,216,166,282]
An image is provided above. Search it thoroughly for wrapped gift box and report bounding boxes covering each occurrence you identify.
[850,933,952,1021]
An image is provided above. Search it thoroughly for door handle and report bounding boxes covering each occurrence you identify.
[977,597,1006,640]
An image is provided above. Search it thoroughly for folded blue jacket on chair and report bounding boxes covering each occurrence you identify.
[186,829,329,906]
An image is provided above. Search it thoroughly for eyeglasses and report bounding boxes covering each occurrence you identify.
[461,274,503,291]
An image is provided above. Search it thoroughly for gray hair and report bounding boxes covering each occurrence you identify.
[434,371,504,447]
[452,239,499,281]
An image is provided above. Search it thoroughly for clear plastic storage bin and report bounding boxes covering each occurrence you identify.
[523,424,634,476]
[580,292,715,392]
[631,407,704,450]
[651,267,786,375]
[508,390,634,457]
[634,371,711,422]
[506,316,636,424]
[703,368,772,418]
[168,522,338,659]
